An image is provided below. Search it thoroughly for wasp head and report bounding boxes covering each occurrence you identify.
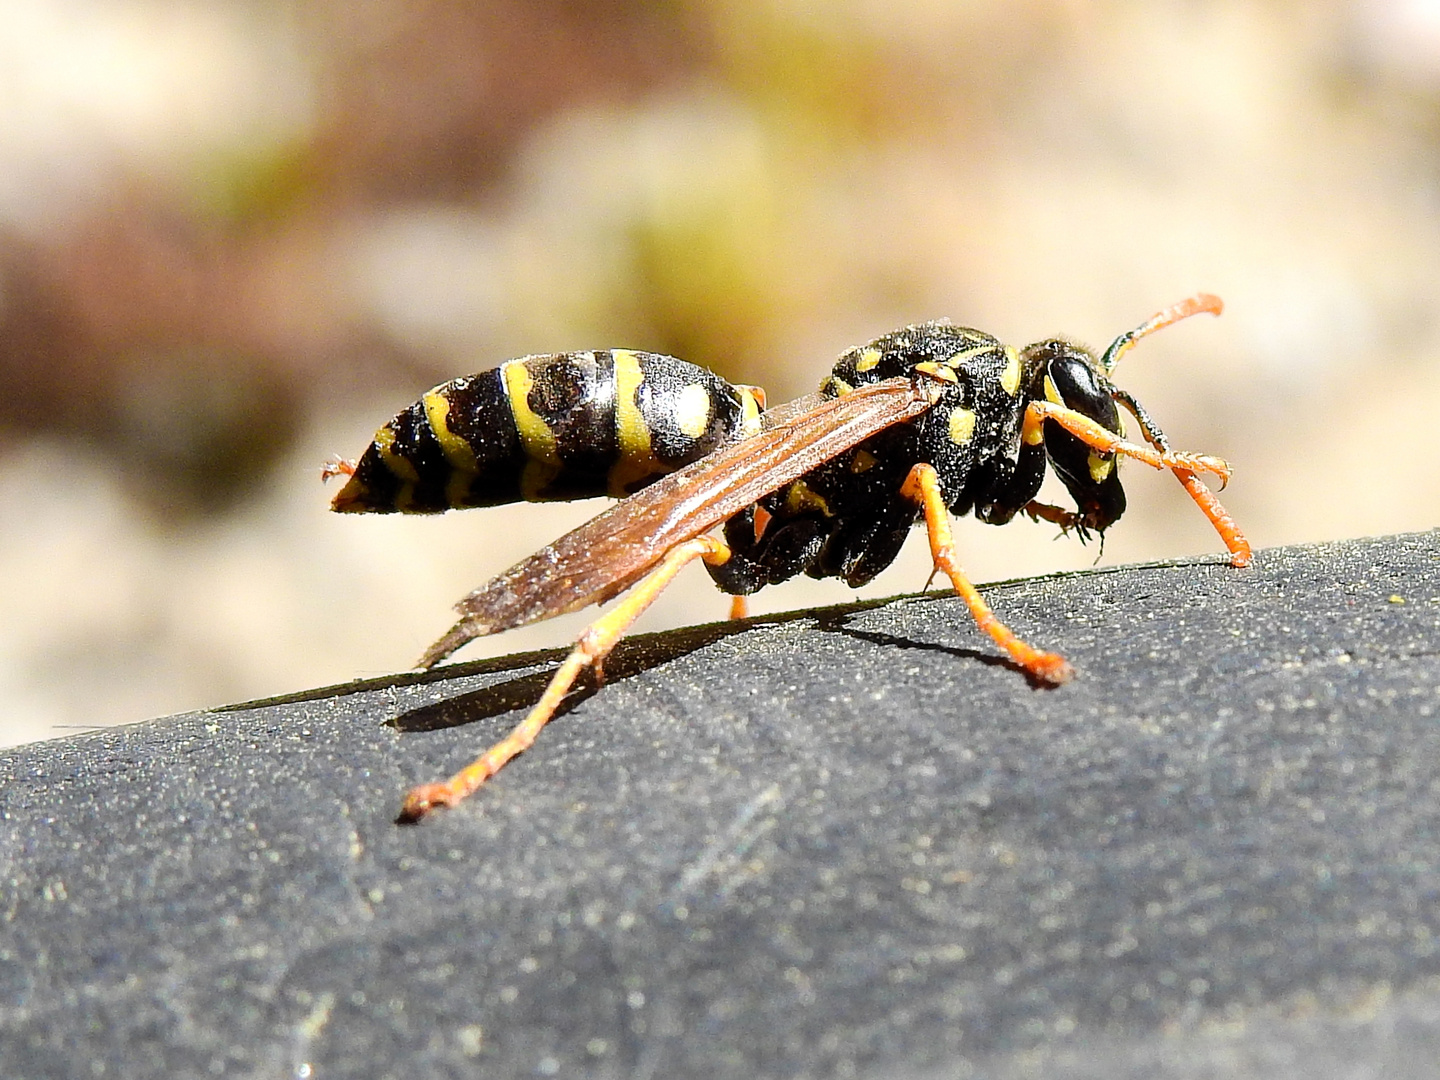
[1023,340,1127,534]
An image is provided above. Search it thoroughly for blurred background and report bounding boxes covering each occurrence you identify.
[2,0,1438,748]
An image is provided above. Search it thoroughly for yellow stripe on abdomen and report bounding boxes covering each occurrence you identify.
[503,360,563,500]
[423,390,479,473]
[608,350,661,496]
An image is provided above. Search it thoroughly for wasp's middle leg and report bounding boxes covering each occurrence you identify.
[901,463,1074,685]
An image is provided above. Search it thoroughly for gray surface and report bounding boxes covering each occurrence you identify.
[2,531,1439,1079]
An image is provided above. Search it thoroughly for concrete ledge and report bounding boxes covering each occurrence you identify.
[3,532,1439,1078]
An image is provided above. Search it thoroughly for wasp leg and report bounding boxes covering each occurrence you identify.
[725,503,775,620]
[1163,468,1251,567]
[1021,402,1231,484]
[1106,390,1252,568]
[900,464,1074,685]
[1023,398,1250,567]
[1022,500,1092,538]
[399,535,734,822]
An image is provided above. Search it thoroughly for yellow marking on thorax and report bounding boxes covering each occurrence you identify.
[822,375,854,396]
[674,382,713,439]
[785,480,832,516]
[854,347,883,373]
[943,344,993,367]
[1000,346,1021,396]
[948,406,976,445]
[914,361,959,383]
[423,390,479,473]
[608,350,661,496]
[738,385,765,435]
[1021,408,1045,446]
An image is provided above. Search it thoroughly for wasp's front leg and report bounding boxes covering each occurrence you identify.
[1021,402,1231,484]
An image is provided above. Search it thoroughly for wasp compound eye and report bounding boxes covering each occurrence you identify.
[1030,343,1127,533]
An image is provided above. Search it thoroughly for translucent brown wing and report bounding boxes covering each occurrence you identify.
[420,377,935,667]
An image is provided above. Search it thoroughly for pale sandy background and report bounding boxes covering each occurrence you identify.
[1,1,1437,747]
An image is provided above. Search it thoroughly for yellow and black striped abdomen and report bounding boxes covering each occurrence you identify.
[332,350,763,514]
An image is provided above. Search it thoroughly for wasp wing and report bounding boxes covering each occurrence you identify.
[420,377,934,666]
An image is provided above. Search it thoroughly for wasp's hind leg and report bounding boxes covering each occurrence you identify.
[708,507,834,621]
[713,508,765,621]
[901,463,1074,685]
[400,535,735,822]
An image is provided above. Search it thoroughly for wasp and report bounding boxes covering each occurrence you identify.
[328,295,1250,821]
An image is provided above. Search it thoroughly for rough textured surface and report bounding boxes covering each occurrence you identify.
[2,531,1439,1079]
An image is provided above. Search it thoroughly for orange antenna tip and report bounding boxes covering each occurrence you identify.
[1102,293,1224,372]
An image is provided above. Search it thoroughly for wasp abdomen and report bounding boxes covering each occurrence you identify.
[332,350,762,514]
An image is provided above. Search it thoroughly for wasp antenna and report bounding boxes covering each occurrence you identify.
[1101,293,1223,373]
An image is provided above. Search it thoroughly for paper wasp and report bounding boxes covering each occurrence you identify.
[328,295,1250,821]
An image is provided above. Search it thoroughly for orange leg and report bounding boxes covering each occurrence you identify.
[400,535,734,822]
[901,464,1073,685]
[1091,293,1249,564]
[1022,402,1231,484]
[1023,500,1087,533]
[1025,400,1251,566]
[724,504,777,620]
[1104,394,1252,569]
[1171,468,1252,567]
